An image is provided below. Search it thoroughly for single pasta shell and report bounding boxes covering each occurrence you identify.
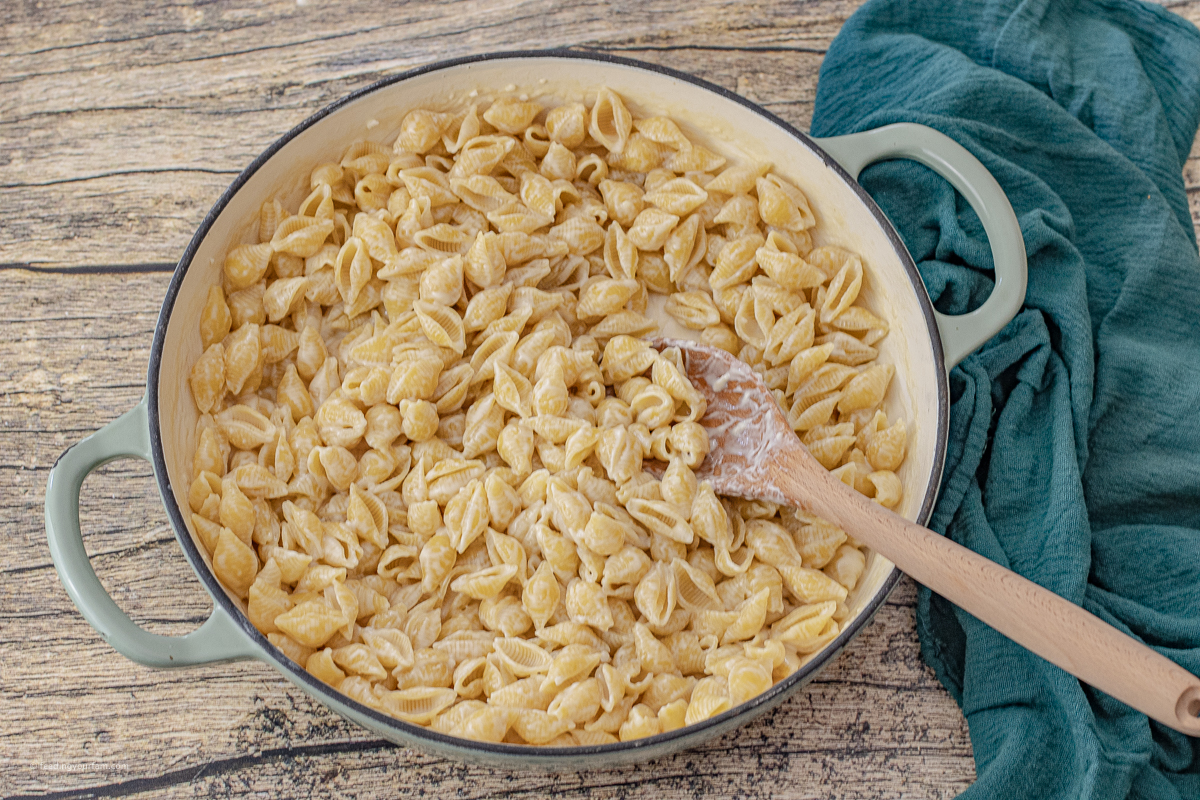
[450,564,518,600]
[432,630,500,662]
[272,216,334,258]
[572,729,618,746]
[721,588,771,645]
[866,419,907,472]
[836,363,894,414]
[488,675,555,711]
[626,208,680,251]
[274,599,345,648]
[627,498,693,545]
[450,135,518,181]
[189,344,225,414]
[634,562,677,628]
[776,563,849,605]
[450,174,518,213]
[522,561,562,629]
[589,87,633,154]
[511,709,572,745]
[493,637,554,676]
[399,167,458,207]
[727,656,773,706]
[216,405,276,450]
[413,300,466,354]
[361,628,415,671]
[397,109,452,153]
[452,656,489,700]
[224,242,273,290]
[706,163,768,195]
[233,463,289,499]
[644,178,708,216]
[545,102,587,148]
[745,519,804,568]
[459,706,514,743]
[540,644,604,692]
[565,579,614,631]
[671,558,723,612]
[414,223,471,256]
[484,96,543,134]
[379,687,458,724]
[664,143,725,172]
[684,676,732,725]
[549,217,606,256]
[816,331,879,367]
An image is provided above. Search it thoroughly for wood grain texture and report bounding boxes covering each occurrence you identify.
[3,0,1199,796]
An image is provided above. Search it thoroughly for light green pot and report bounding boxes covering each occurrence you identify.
[46,51,1025,768]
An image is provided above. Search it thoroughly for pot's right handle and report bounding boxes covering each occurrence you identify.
[45,398,258,668]
[813,123,1027,368]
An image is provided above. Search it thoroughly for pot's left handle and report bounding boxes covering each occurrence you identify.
[45,398,258,668]
[813,123,1027,368]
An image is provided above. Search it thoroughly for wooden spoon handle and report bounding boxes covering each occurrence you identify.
[781,459,1200,736]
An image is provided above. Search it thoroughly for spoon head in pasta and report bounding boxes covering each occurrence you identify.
[650,338,810,507]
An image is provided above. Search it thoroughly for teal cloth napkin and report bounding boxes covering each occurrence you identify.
[811,1,1200,797]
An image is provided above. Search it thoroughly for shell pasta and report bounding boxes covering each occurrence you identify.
[186,88,909,745]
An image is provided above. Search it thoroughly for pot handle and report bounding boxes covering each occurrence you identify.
[813,123,1027,368]
[45,397,258,668]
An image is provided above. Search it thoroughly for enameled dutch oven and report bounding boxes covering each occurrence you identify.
[45,51,1026,768]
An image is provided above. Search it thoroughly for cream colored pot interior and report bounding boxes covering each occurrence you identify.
[158,56,942,638]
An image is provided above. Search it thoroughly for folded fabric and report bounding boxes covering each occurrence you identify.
[811,1,1200,797]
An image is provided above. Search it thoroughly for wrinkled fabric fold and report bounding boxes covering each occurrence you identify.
[811,1,1200,797]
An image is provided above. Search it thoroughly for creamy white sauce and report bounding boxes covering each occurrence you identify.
[644,294,699,344]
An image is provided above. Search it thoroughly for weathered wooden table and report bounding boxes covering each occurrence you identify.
[4,1,1198,797]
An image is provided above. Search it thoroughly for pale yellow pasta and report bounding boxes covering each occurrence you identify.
[217,475,254,543]
[200,285,233,349]
[381,686,458,724]
[664,291,720,331]
[274,597,347,649]
[185,87,912,746]
[867,469,903,509]
[224,242,273,290]
[227,281,265,330]
[272,216,335,258]
[191,509,220,552]
[480,594,531,638]
[492,637,554,678]
[189,345,226,414]
[307,648,346,687]
[684,675,732,725]
[644,177,708,217]
[211,526,258,598]
[511,709,571,745]
[482,96,543,135]
[837,363,894,414]
[626,208,679,251]
[565,578,614,631]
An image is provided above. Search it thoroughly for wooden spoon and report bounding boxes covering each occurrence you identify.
[656,338,1200,736]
